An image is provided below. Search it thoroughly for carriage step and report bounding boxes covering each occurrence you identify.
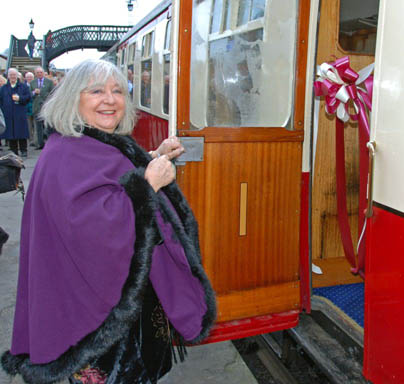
[288,314,369,384]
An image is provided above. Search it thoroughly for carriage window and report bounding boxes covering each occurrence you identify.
[162,21,171,115]
[211,0,224,33]
[190,0,296,129]
[338,0,379,55]
[120,49,125,67]
[251,0,266,20]
[223,0,232,30]
[237,2,250,26]
[164,20,171,50]
[141,61,152,108]
[141,31,154,57]
[140,31,154,108]
[163,54,170,114]
[237,0,265,27]
[128,43,136,64]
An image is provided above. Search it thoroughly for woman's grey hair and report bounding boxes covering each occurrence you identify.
[40,59,135,137]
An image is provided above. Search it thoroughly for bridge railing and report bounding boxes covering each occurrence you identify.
[6,25,130,70]
[44,25,131,60]
[6,35,43,69]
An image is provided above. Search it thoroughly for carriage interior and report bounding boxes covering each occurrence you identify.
[311,0,379,336]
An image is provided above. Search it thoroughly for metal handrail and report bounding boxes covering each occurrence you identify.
[6,35,16,70]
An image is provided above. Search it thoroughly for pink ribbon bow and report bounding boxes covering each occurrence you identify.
[314,56,374,277]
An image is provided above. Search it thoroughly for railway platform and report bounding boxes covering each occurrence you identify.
[0,149,257,384]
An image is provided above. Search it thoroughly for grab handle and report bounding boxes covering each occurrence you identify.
[365,141,376,218]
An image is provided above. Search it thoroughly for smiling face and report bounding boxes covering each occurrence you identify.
[8,69,18,85]
[35,68,45,80]
[79,77,126,134]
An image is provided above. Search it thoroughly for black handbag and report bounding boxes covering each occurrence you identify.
[0,153,25,198]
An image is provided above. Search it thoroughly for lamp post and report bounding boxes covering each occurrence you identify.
[127,0,136,25]
[27,19,36,59]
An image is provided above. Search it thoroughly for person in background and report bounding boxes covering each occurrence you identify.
[127,68,134,97]
[0,68,31,157]
[24,72,36,148]
[141,70,151,107]
[0,75,6,150]
[27,31,36,59]
[1,59,216,384]
[0,226,9,255]
[30,66,54,150]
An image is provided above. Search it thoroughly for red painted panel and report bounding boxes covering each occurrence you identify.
[364,205,404,383]
[300,172,310,312]
[132,110,169,152]
[202,310,300,344]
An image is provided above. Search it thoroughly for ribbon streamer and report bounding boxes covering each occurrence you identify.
[314,56,374,277]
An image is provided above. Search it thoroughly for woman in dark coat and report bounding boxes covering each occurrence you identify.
[1,60,216,384]
[0,68,31,157]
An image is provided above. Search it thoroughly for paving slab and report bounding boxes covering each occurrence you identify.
[0,147,257,384]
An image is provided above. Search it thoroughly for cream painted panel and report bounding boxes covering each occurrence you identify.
[302,0,320,173]
[371,0,404,212]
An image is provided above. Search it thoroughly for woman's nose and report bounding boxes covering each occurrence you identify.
[103,91,115,104]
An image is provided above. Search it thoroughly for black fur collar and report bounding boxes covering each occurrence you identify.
[1,127,216,383]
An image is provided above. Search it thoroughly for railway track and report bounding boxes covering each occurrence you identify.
[234,303,368,384]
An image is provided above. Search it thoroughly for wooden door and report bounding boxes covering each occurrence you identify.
[175,0,310,325]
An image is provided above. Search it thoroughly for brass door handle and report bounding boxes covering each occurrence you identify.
[365,141,376,218]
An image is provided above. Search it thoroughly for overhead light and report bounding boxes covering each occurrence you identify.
[127,1,134,11]
[29,19,35,30]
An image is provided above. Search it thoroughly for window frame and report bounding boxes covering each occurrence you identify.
[162,19,172,116]
[139,30,155,109]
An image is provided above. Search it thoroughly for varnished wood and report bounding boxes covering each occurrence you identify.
[312,0,374,267]
[312,257,363,288]
[176,0,192,130]
[175,1,308,323]
[217,282,300,322]
[294,0,311,131]
[178,127,304,143]
[177,142,302,296]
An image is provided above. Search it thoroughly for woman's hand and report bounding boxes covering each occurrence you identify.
[151,136,185,160]
[145,155,176,192]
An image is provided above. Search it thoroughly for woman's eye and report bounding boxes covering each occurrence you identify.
[113,89,123,94]
[91,89,103,94]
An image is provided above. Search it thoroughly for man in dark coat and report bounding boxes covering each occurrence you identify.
[0,68,31,157]
[30,67,54,149]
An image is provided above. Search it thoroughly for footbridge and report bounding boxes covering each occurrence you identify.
[7,25,131,71]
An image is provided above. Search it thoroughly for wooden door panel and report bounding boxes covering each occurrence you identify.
[177,141,302,321]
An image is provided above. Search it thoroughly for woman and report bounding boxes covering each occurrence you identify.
[1,60,216,383]
[0,68,31,157]
[0,75,6,150]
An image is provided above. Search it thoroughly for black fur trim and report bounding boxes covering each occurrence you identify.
[1,127,216,383]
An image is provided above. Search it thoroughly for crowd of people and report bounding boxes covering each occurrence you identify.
[0,67,63,157]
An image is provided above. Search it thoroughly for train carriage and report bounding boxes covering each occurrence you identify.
[108,0,404,382]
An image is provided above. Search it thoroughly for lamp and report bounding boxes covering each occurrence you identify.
[29,19,35,30]
[127,0,134,11]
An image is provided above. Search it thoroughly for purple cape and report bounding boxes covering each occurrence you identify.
[10,133,207,364]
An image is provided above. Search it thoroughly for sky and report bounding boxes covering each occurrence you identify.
[1,0,161,69]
